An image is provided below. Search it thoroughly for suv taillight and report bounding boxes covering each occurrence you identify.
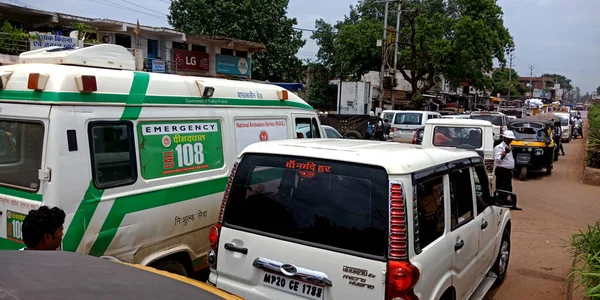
[411,131,418,144]
[500,125,505,135]
[387,183,420,300]
[207,162,238,269]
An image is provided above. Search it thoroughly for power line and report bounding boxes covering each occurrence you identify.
[88,0,168,21]
[119,0,169,17]
[3,0,42,10]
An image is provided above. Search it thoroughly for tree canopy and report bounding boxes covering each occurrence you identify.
[168,0,305,82]
[311,0,514,106]
[491,68,526,97]
[541,73,573,92]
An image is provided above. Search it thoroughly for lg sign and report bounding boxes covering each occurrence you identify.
[174,49,209,71]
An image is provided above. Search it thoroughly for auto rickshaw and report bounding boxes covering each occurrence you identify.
[508,114,558,180]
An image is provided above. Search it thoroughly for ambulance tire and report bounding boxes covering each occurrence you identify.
[154,260,189,277]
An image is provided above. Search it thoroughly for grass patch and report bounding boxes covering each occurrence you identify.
[587,105,600,168]
[568,220,600,299]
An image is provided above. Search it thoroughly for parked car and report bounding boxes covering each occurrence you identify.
[323,125,343,138]
[208,139,516,300]
[470,111,510,144]
[381,110,442,143]
[412,126,425,144]
[422,119,495,180]
[2,251,243,300]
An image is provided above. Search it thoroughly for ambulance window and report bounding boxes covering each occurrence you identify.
[89,122,137,189]
[295,118,321,139]
[0,120,44,192]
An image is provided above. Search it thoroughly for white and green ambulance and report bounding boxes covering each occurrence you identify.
[0,44,323,275]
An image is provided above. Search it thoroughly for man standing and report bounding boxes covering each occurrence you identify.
[493,130,516,192]
[382,119,391,140]
[21,206,65,251]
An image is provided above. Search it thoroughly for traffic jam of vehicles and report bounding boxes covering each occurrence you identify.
[0,45,586,300]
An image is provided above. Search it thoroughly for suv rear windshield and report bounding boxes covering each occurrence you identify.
[0,120,44,191]
[433,126,483,148]
[394,113,422,125]
[224,154,389,258]
[470,114,502,126]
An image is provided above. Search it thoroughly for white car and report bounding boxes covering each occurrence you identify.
[381,110,442,143]
[470,112,509,144]
[322,125,343,138]
[207,139,516,300]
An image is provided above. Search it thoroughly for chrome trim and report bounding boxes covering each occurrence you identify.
[252,257,333,287]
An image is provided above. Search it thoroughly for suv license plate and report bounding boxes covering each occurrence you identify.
[262,272,324,300]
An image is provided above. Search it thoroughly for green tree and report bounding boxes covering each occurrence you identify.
[310,0,513,107]
[491,68,526,97]
[541,73,573,91]
[168,0,305,82]
[306,63,337,111]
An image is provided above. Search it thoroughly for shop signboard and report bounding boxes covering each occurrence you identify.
[216,54,251,77]
[174,49,209,72]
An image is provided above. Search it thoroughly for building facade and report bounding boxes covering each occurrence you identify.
[0,3,265,79]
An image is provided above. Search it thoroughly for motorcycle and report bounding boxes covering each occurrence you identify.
[572,124,582,139]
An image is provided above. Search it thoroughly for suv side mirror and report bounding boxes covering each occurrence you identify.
[494,190,521,210]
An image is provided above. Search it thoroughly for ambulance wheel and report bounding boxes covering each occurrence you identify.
[154,260,189,277]
[519,167,527,181]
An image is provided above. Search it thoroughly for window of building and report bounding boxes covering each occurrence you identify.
[172,42,188,50]
[414,176,445,252]
[88,122,137,189]
[221,48,234,56]
[191,44,206,53]
[236,50,248,58]
[115,34,132,49]
[449,168,475,229]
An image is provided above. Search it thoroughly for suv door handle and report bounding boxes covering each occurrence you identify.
[455,239,465,251]
[481,220,488,230]
[224,243,248,255]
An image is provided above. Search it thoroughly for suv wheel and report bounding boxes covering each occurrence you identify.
[492,227,510,285]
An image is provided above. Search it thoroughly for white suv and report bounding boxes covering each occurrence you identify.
[208,139,516,300]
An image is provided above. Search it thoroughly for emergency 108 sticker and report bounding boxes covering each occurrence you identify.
[137,120,225,179]
[6,210,26,243]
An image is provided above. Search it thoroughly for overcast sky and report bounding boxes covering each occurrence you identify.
[9,0,600,93]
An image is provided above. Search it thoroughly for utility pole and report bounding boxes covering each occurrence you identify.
[391,3,401,110]
[507,53,514,101]
[528,64,535,97]
[378,1,390,111]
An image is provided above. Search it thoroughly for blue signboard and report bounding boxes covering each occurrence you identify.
[216,54,252,77]
[151,59,166,73]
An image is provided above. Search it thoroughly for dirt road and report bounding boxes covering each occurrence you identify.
[486,122,599,300]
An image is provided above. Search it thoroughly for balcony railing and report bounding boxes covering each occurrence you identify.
[0,33,30,55]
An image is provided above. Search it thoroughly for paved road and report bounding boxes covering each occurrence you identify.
[487,116,599,300]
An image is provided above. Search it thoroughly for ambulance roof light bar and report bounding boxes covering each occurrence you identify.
[19,44,136,71]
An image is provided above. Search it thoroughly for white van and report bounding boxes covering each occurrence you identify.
[0,45,323,276]
[470,112,509,144]
[381,110,442,143]
[422,119,495,180]
[554,112,571,142]
[208,139,516,300]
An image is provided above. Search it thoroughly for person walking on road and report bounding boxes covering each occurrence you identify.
[494,131,516,192]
